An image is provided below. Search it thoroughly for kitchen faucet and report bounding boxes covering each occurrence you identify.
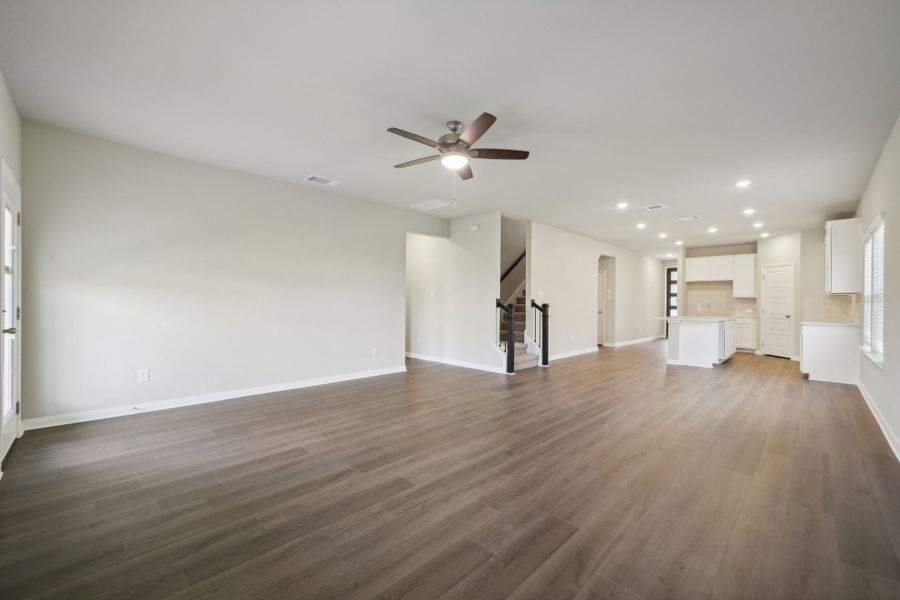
[696,300,710,318]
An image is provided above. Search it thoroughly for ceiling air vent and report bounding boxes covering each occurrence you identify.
[304,175,340,187]
[677,215,701,221]
[410,199,451,212]
[644,204,667,211]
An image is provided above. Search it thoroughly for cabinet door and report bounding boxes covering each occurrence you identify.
[732,254,756,298]
[685,257,709,282]
[708,256,734,281]
[827,219,861,294]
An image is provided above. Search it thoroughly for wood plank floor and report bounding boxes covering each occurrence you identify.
[2,341,900,599]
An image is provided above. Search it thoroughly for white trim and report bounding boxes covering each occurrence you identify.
[549,347,599,361]
[405,353,507,374]
[22,366,407,431]
[857,379,900,463]
[791,355,800,362]
[606,335,664,348]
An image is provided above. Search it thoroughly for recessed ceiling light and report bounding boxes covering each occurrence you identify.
[708,227,718,233]
[616,201,629,209]
[658,233,667,239]
[743,208,755,215]
[760,232,770,238]
[666,253,674,258]
[675,240,683,246]
[637,223,646,229]
[735,180,752,189]
[753,222,763,228]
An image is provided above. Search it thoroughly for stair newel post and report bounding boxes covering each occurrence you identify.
[540,303,550,366]
[506,302,515,374]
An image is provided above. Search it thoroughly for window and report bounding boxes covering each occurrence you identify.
[666,267,678,317]
[666,267,677,338]
[862,215,885,366]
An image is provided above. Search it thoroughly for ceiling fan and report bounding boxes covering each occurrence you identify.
[387,112,529,180]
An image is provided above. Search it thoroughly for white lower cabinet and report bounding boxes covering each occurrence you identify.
[800,322,860,384]
[734,317,757,350]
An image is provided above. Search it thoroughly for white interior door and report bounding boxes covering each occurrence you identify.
[0,160,21,463]
[597,270,606,345]
[761,263,794,358]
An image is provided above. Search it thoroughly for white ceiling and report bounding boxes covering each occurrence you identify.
[2,1,899,257]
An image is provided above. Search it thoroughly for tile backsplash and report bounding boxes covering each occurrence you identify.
[803,294,859,323]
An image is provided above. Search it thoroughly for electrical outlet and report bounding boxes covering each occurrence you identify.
[137,369,150,383]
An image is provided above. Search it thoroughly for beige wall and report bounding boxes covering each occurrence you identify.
[22,122,447,420]
[0,67,20,181]
[528,222,664,356]
[855,111,900,455]
[406,211,504,372]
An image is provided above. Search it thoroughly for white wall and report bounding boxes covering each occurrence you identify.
[855,111,900,456]
[758,231,803,357]
[528,222,665,357]
[22,122,447,420]
[0,67,20,181]
[406,211,504,372]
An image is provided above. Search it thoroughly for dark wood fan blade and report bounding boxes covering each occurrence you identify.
[471,149,530,160]
[394,155,440,168]
[459,113,497,146]
[387,127,440,148]
[458,164,474,180]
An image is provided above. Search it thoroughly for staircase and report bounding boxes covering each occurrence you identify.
[499,293,540,370]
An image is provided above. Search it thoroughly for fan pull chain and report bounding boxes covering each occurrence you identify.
[451,171,457,209]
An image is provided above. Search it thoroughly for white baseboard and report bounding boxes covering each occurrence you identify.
[606,335,664,348]
[857,379,900,463]
[791,355,800,362]
[549,347,598,361]
[22,366,408,431]
[405,353,507,374]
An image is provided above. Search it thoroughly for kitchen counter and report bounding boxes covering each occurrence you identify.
[664,315,735,322]
[800,322,860,383]
[664,316,736,368]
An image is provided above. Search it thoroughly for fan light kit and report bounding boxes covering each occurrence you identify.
[440,152,469,170]
[387,113,529,180]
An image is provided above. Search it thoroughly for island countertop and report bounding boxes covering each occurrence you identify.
[662,315,735,322]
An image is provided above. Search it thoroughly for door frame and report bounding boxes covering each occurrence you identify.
[597,269,606,346]
[760,261,794,359]
[0,158,21,471]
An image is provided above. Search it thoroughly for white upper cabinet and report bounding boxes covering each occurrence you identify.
[708,256,734,281]
[825,218,861,294]
[685,255,737,282]
[685,257,710,282]
[732,254,756,298]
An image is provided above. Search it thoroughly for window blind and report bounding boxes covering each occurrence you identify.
[863,217,884,361]
[872,221,885,356]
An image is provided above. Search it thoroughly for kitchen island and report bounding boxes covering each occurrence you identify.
[664,316,736,368]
